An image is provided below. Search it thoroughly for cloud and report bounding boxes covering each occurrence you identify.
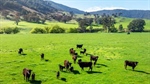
[85,6,126,12]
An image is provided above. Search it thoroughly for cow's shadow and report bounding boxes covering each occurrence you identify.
[77,55,82,58]
[132,70,150,74]
[61,70,70,73]
[30,80,42,84]
[95,63,108,68]
[72,70,80,74]
[61,78,67,82]
[86,71,102,74]
[20,53,27,56]
[85,53,92,56]
[45,59,50,62]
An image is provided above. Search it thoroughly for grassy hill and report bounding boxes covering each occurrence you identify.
[0,17,150,33]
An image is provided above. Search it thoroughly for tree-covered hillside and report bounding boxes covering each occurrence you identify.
[90,9,150,19]
[0,0,58,14]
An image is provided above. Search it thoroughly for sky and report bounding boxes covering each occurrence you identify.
[51,0,150,12]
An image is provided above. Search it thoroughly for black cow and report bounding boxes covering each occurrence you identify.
[124,60,138,70]
[76,44,83,49]
[59,64,65,71]
[41,53,44,59]
[72,55,77,64]
[18,48,23,54]
[31,73,35,81]
[78,59,92,71]
[69,66,74,72]
[56,71,60,79]
[80,48,86,54]
[90,55,98,65]
[64,60,72,71]
[23,68,32,81]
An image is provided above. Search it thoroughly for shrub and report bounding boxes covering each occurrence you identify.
[12,27,20,34]
[118,24,124,33]
[87,28,104,33]
[0,28,4,34]
[30,27,46,34]
[143,29,150,32]
[67,28,78,33]
[4,27,13,34]
[50,25,65,33]
[44,27,51,33]
[110,26,118,33]
[1,27,20,34]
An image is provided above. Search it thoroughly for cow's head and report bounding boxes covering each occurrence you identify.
[135,62,138,66]
[78,59,82,63]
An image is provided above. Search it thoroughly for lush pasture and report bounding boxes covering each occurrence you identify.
[0,33,150,84]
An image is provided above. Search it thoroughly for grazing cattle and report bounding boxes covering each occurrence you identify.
[76,44,83,49]
[23,68,32,81]
[56,71,60,79]
[59,64,65,71]
[18,48,23,54]
[69,48,76,55]
[80,48,86,54]
[78,59,92,71]
[41,53,44,59]
[64,60,72,71]
[69,66,74,72]
[31,73,35,81]
[72,55,77,64]
[124,60,138,70]
[90,55,99,65]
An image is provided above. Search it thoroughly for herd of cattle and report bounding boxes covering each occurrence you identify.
[18,44,138,82]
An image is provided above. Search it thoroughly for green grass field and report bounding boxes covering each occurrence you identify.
[0,33,150,84]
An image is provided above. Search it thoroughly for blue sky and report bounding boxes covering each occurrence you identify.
[51,0,150,12]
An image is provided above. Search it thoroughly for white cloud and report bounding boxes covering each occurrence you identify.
[85,6,126,12]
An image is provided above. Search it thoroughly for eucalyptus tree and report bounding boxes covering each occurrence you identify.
[101,15,116,33]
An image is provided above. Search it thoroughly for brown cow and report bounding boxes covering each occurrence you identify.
[69,48,76,55]
[90,55,99,65]
[78,59,92,71]
[23,68,32,81]
[72,55,77,64]
[124,60,138,70]
[64,60,72,71]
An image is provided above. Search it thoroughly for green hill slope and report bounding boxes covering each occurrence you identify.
[0,17,150,33]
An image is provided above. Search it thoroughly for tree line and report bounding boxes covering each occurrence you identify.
[0,10,146,34]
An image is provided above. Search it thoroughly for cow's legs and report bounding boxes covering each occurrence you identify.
[81,67,84,70]
[89,67,92,71]
[124,64,127,70]
[132,66,135,71]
